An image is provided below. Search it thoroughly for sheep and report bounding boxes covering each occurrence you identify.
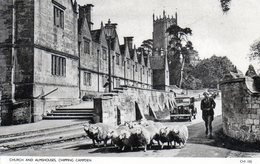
[83,123,115,147]
[138,120,154,127]
[150,122,165,146]
[168,125,189,148]
[130,126,152,152]
[159,127,171,149]
[107,125,129,150]
[118,128,136,151]
[142,124,158,148]
[83,123,97,146]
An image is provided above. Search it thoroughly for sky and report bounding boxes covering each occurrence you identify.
[77,0,260,73]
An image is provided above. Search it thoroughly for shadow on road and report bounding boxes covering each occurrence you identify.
[66,142,182,154]
[187,115,260,153]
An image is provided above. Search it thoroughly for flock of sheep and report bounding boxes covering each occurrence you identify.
[83,120,189,152]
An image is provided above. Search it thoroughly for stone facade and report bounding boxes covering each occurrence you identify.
[78,5,154,98]
[220,75,260,142]
[94,85,176,126]
[0,1,171,125]
[0,0,79,125]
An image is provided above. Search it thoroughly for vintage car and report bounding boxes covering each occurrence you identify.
[170,97,197,121]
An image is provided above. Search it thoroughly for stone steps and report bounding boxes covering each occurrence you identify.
[52,110,93,113]
[43,103,95,120]
[46,113,93,116]
[0,122,88,151]
[43,115,93,119]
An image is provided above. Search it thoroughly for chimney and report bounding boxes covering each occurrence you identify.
[124,37,134,51]
[79,4,94,30]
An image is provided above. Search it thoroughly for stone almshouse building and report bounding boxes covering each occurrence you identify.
[0,0,175,125]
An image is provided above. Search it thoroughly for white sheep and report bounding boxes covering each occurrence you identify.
[107,125,129,149]
[83,123,115,147]
[83,123,97,146]
[159,127,171,149]
[118,128,136,151]
[130,126,152,152]
[168,125,189,148]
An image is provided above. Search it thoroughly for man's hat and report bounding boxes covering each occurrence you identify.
[203,91,209,96]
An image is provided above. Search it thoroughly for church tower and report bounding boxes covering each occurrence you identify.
[152,10,177,56]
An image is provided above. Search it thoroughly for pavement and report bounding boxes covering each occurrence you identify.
[0,119,87,137]
[0,101,94,137]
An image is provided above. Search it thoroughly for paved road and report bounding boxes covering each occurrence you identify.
[3,97,260,157]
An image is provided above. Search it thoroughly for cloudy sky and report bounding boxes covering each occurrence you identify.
[77,0,260,73]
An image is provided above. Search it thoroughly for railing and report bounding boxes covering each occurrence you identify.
[35,88,58,99]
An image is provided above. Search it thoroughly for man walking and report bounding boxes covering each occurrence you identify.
[201,91,216,138]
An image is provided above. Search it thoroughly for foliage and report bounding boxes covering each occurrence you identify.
[220,0,232,13]
[245,64,257,77]
[191,55,237,88]
[137,39,153,56]
[249,39,260,61]
[167,24,193,88]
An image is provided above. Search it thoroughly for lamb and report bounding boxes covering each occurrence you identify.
[168,125,189,148]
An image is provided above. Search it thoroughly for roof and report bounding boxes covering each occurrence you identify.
[91,29,101,42]
[150,56,165,70]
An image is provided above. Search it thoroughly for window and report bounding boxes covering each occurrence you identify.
[143,66,145,74]
[84,39,90,54]
[54,6,64,29]
[84,72,91,86]
[135,64,138,72]
[127,60,130,69]
[116,54,120,65]
[102,48,107,60]
[116,78,120,88]
[51,55,66,76]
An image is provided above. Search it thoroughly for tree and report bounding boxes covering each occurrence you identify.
[220,0,232,13]
[166,24,193,88]
[245,64,257,77]
[137,39,153,56]
[192,55,238,88]
[249,39,260,61]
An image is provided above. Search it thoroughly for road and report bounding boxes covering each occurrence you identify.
[3,97,260,157]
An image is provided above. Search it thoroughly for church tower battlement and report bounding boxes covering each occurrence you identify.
[153,10,177,56]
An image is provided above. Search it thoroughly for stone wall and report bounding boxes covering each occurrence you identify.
[94,86,176,126]
[220,76,260,142]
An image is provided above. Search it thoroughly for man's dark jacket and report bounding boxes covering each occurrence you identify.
[201,97,216,116]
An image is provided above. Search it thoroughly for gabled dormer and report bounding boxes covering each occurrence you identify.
[99,27,108,46]
[123,37,131,60]
[111,32,121,54]
[78,7,92,42]
[132,45,138,63]
[140,50,145,66]
[146,55,151,68]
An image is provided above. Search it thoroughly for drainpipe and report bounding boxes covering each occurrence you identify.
[11,0,16,102]
[78,42,81,99]
[97,49,100,92]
